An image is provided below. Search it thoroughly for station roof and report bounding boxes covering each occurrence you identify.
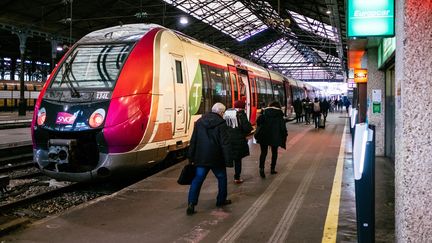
[0,0,347,82]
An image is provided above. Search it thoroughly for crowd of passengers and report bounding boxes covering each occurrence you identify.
[292,96,351,129]
[184,97,350,215]
[185,100,287,215]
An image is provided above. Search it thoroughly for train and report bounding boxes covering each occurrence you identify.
[31,24,319,181]
[0,81,43,111]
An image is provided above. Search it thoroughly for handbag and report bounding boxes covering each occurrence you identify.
[177,163,196,185]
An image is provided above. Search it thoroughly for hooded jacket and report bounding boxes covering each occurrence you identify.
[188,112,233,167]
[224,109,252,160]
[255,107,288,148]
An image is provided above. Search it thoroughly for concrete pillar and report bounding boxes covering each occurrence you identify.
[395,0,432,241]
[366,47,385,156]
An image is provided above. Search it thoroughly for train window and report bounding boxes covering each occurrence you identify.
[273,83,285,105]
[209,67,226,105]
[175,60,183,84]
[265,79,273,104]
[256,78,266,108]
[198,65,211,114]
[50,43,132,89]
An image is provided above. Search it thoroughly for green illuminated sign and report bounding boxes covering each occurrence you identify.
[378,37,396,68]
[347,0,395,37]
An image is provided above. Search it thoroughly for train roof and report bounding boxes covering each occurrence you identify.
[77,24,163,44]
[76,23,308,87]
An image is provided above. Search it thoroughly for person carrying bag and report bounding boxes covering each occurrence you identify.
[254,101,288,178]
[224,100,253,184]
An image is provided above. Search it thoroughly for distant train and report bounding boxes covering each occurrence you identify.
[32,24,319,181]
[0,81,42,111]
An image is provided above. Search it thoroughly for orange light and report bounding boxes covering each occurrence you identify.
[354,69,368,83]
[89,109,106,128]
[37,108,46,126]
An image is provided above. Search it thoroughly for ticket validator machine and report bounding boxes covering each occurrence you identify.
[353,123,375,243]
[350,108,358,144]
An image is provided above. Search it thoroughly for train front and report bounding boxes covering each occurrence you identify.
[32,24,159,181]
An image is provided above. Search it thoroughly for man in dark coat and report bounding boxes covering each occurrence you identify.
[254,101,288,178]
[224,100,253,184]
[293,98,303,123]
[186,102,233,215]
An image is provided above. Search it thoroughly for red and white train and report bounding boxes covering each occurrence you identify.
[32,24,319,181]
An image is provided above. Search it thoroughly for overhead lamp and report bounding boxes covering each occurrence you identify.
[180,17,188,25]
[326,10,331,14]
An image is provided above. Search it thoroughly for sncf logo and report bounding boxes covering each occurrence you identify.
[56,112,77,125]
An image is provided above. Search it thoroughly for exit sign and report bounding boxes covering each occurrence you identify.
[347,0,395,37]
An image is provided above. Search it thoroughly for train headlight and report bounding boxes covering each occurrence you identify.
[37,107,46,126]
[89,108,106,128]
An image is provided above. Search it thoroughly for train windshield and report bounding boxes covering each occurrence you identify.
[50,43,133,89]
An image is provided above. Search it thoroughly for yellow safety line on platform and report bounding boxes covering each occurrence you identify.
[322,121,347,243]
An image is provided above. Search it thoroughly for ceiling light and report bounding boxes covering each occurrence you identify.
[180,17,188,25]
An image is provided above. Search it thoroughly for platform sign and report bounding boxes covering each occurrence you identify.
[347,0,395,37]
[354,69,368,83]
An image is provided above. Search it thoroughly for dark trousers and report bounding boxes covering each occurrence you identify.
[313,112,321,128]
[188,166,227,205]
[295,112,301,123]
[259,144,278,170]
[234,159,242,180]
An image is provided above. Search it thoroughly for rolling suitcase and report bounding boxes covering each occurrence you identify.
[319,114,325,128]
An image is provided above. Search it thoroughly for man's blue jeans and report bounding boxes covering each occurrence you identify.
[188,166,227,205]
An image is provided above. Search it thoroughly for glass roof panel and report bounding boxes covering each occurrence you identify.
[251,38,344,81]
[289,10,339,42]
[252,38,309,67]
[163,0,268,41]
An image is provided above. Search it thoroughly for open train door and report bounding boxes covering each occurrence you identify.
[228,65,240,107]
[246,71,258,124]
[171,54,187,137]
[237,69,251,120]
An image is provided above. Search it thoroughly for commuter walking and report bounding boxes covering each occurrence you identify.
[321,98,330,122]
[186,103,233,215]
[343,96,351,113]
[303,98,312,124]
[224,100,253,184]
[312,98,321,129]
[254,101,288,178]
[293,98,303,123]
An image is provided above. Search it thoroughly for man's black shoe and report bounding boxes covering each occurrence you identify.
[186,203,195,215]
[271,170,278,174]
[216,199,232,207]
[260,169,265,178]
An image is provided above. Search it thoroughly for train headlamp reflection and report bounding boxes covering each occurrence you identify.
[37,107,46,126]
[89,108,106,128]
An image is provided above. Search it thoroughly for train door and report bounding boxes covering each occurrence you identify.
[228,65,239,106]
[238,72,251,119]
[247,71,258,124]
[284,80,293,117]
[171,55,187,136]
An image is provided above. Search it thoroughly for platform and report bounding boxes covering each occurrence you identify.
[0,113,394,242]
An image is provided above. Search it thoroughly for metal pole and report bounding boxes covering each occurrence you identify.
[17,32,28,116]
[51,39,58,72]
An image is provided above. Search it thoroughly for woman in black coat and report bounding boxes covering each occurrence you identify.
[224,100,253,184]
[254,101,288,178]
